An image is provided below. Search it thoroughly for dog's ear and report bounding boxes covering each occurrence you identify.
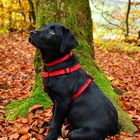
[60,28,78,53]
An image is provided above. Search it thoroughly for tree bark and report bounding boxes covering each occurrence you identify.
[28,0,36,24]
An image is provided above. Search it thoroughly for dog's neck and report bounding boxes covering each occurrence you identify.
[40,50,79,72]
[40,48,71,64]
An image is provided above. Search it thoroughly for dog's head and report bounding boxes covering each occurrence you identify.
[29,23,78,53]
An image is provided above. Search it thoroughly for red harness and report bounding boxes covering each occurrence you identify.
[42,52,92,100]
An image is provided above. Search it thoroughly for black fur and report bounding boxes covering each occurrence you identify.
[29,23,119,140]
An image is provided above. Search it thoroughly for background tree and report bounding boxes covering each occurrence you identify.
[5,0,137,134]
[125,0,131,38]
[0,0,36,32]
[91,0,140,40]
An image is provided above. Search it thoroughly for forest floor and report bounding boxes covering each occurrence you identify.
[0,32,140,140]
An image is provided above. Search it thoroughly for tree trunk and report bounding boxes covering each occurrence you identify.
[125,0,131,38]
[28,0,36,24]
[5,0,137,134]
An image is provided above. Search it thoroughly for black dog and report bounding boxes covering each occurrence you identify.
[29,23,119,140]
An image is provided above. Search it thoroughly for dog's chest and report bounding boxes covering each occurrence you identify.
[43,75,76,95]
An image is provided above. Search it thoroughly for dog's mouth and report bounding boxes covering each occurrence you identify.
[28,36,40,49]
[28,36,33,43]
[28,36,32,43]
[28,30,38,44]
[28,36,36,47]
[28,34,34,44]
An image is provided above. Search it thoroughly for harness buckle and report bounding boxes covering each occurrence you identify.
[42,71,49,78]
[64,67,71,74]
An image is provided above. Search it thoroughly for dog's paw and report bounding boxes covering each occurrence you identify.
[44,128,61,140]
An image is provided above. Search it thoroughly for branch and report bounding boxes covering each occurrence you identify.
[101,0,119,27]
[18,0,26,21]
[28,0,36,23]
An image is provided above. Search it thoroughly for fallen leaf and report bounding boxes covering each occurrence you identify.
[9,132,19,139]
[0,137,8,140]
[19,134,31,140]
[19,124,30,135]
[29,105,42,113]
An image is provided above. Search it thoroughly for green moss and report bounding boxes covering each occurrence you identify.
[5,93,51,120]
[33,49,43,73]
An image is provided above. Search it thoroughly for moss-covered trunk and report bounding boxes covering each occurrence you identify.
[34,0,137,134]
[5,0,137,134]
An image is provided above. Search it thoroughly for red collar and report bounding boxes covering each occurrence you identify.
[45,52,73,67]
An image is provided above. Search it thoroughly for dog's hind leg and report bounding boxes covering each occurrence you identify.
[68,126,103,140]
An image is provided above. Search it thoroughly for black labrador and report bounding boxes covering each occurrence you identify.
[29,23,119,140]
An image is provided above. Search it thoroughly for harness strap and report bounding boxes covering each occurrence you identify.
[42,64,81,78]
[42,58,93,100]
[72,78,92,100]
[45,52,73,67]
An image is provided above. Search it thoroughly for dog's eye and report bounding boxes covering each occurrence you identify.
[49,29,55,35]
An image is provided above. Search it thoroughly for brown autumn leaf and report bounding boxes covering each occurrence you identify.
[0,137,8,140]
[19,134,31,140]
[61,124,69,138]
[57,137,64,140]
[31,120,38,128]
[28,105,42,113]
[26,112,34,125]
[35,134,44,140]
[19,124,30,135]
[9,132,19,140]
[20,118,28,124]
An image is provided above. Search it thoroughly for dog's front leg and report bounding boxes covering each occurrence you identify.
[44,97,70,140]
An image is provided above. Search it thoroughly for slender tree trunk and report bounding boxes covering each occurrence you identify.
[0,1,4,28]
[125,0,131,38]
[18,0,26,22]
[28,0,36,24]
[137,30,140,40]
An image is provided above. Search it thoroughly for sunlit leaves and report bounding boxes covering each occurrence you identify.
[95,45,140,139]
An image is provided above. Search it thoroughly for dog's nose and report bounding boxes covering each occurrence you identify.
[30,30,37,36]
